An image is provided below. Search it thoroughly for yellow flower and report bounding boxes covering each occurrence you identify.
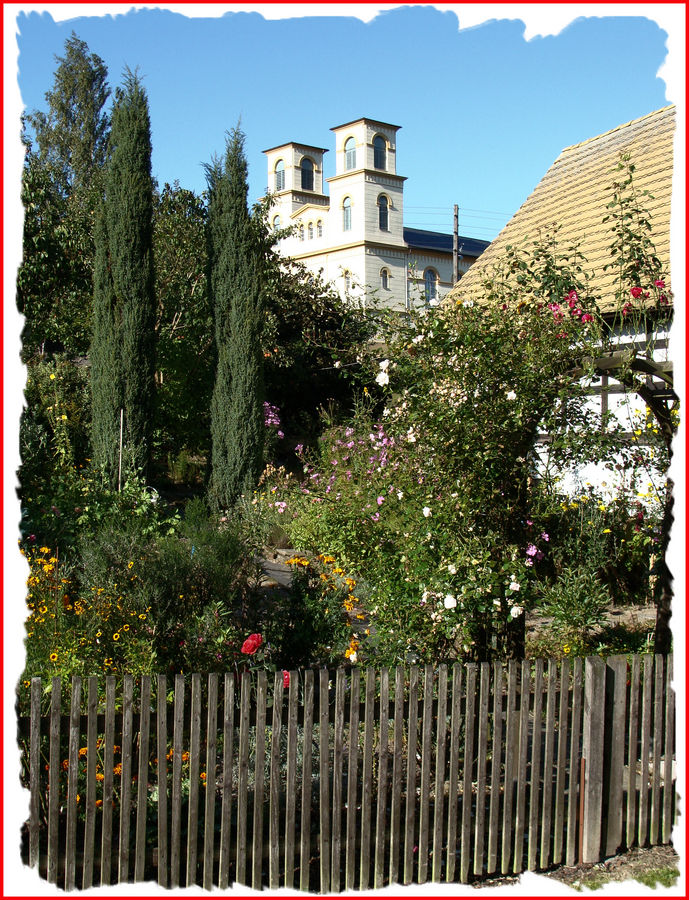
[50,652,58,662]
[602,528,612,534]
[139,614,146,620]
[563,645,571,655]
[113,632,120,641]
[96,631,102,638]
[127,561,134,569]
[49,374,56,380]
[123,624,129,631]
[104,658,113,667]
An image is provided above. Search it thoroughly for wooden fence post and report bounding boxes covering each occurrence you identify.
[581,656,605,863]
[603,656,627,858]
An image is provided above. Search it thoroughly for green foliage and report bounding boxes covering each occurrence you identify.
[207,128,264,508]
[91,70,155,484]
[537,565,611,650]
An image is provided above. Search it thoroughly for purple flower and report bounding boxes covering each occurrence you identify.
[541,532,550,542]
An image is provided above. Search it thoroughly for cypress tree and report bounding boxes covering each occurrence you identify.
[91,70,155,484]
[207,128,264,508]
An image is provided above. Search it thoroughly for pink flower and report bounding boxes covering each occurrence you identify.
[622,303,633,317]
[630,286,643,299]
[241,633,263,655]
[655,279,665,288]
[377,496,384,506]
[581,313,593,323]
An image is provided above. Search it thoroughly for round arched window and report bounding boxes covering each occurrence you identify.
[343,197,352,231]
[275,160,285,191]
[301,158,314,191]
[378,195,389,231]
[345,137,356,170]
[373,135,386,170]
[380,268,389,290]
[424,268,438,304]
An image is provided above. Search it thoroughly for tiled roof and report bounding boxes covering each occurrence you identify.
[403,227,490,259]
[446,106,675,312]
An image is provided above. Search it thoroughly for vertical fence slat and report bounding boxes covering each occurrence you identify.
[512,660,530,874]
[473,662,490,877]
[118,674,134,883]
[218,673,235,890]
[403,666,419,885]
[527,660,544,872]
[460,663,477,883]
[29,678,41,872]
[552,658,570,866]
[284,672,298,889]
[47,677,61,885]
[359,667,375,890]
[299,669,314,892]
[637,654,653,846]
[331,667,346,892]
[82,676,98,889]
[100,676,116,886]
[374,667,390,889]
[156,675,168,889]
[203,673,219,890]
[236,672,250,886]
[604,656,627,857]
[252,670,267,890]
[185,673,202,887]
[269,671,284,891]
[170,674,185,888]
[445,663,462,882]
[345,668,360,891]
[487,661,503,875]
[318,668,331,893]
[626,655,640,849]
[501,661,517,875]
[135,675,151,882]
[65,676,81,890]
[582,656,606,863]
[540,659,557,868]
[418,665,434,884]
[389,666,405,886]
[650,655,664,845]
[432,665,448,883]
[565,658,582,867]
[662,654,674,843]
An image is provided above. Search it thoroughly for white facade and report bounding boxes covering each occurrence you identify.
[263,118,489,309]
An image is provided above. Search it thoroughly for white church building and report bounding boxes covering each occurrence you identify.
[263,117,489,310]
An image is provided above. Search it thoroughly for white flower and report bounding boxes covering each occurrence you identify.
[443,594,457,609]
[463,299,475,308]
[510,605,524,618]
[422,506,432,518]
[447,563,457,575]
[429,299,439,307]
[334,360,342,369]
[406,427,417,443]
[349,651,358,664]
[375,370,390,387]
[412,334,424,344]
[509,580,521,592]
[506,390,517,401]
[493,598,501,607]
[379,359,390,371]
[397,491,404,500]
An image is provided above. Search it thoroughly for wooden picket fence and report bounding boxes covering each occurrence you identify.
[19,653,676,891]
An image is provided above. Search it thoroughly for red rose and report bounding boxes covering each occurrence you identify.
[241,633,263,655]
[282,670,290,689]
[630,286,643,298]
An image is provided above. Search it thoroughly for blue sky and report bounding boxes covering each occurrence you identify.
[11,4,678,242]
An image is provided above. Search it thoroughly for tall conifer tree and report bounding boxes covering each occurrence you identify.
[91,70,155,484]
[207,128,264,508]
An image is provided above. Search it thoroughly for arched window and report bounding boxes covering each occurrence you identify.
[308,222,313,240]
[275,160,285,191]
[424,268,438,304]
[380,268,389,290]
[343,197,352,231]
[378,195,389,231]
[301,158,314,191]
[373,135,386,170]
[299,224,304,241]
[317,220,323,238]
[272,215,281,230]
[345,137,356,170]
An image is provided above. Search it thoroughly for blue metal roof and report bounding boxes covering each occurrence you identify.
[403,227,490,258]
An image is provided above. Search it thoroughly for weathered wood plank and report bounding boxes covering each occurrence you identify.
[527,659,544,872]
[512,660,530,874]
[662,654,674,844]
[186,673,202,887]
[203,673,218,890]
[501,661,518,875]
[345,668,360,892]
[169,674,185,888]
[604,656,627,857]
[82,676,98,889]
[540,659,557,868]
[156,675,169,889]
[473,662,490,877]
[236,672,251,886]
[318,668,331,893]
[403,666,419,885]
[47,677,61,885]
[626,655,640,850]
[446,663,462,882]
[582,657,605,863]
[418,665,434,884]
[432,665,448,883]
[269,671,284,891]
[331,667,346,892]
[359,667,375,890]
[252,670,267,890]
[65,676,81,891]
[29,678,41,872]
[375,667,390,889]
[638,654,653,846]
[100,676,116,886]
[218,673,235,890]
[460,663,477,883]
[552,658,570,866]
[135,675,151,882]
[650,655,664,845]
[118,674,134,883]
[389,667,405,886]
[565,658,582,867]
[299,669,314,892]
[487,662,503,875]
[284,672,298,889]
